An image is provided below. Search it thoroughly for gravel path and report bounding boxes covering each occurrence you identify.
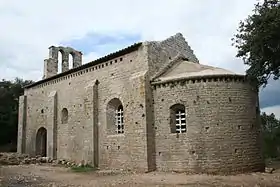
[1,164,280,187]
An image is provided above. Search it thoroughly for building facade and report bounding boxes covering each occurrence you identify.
[17,33,265,174]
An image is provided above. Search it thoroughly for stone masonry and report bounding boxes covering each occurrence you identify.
[17,33,265,174]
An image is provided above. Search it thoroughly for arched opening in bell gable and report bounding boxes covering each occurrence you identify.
[58,50,63,74]
[69,53,74,69]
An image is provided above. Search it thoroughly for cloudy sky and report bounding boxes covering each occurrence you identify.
[1,0,279,118]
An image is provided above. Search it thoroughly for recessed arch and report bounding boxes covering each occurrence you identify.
[36,127,47,156]
[61,108,69,124]
[106,98,124,134]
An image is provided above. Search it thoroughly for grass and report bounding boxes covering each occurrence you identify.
[70,164,97,173]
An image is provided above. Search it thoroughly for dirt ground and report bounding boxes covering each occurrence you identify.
[1,164,280,187]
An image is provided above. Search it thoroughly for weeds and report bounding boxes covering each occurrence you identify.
[70,164,96,173]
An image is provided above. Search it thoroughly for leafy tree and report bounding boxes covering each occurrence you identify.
[261,112,280,158]
[233,0,280,87]
[0,78,33,149]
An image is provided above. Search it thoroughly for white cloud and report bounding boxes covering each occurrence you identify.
[0,0,257,82]
[261,105,280,120]
[83,52,101,64]
[3,0,279,119]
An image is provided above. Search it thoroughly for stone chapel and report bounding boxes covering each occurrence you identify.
[17,33,265,174]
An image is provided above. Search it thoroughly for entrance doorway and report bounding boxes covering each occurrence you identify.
[36,127,47,156]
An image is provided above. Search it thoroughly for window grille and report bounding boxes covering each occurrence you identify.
[115,105,124,133]
[175,110,186,133]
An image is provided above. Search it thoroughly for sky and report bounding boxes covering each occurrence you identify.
[0,0,279,119]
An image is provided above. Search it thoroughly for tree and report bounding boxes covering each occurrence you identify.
[260,112,280,158]
[233,0,280,87]
[0,78,33,149]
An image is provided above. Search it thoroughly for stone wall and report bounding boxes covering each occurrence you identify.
[18,33,265,174]
[20,33,198,172]
[17,95,27,154]
[152,76,265,174]
[147,33,199,76]
[21,45,154,171]
[158,33,199,63]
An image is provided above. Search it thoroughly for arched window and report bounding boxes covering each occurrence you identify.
[170,104,187,133]
[107,98,124,134]
[61,108,68,124]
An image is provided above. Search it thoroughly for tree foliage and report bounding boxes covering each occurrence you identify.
[233,0,280,87]
[261,112,280,158]
[0,78,33,147]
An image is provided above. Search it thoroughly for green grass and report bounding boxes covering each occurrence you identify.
[70,164,97,172]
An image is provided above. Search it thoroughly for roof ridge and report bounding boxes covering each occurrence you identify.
[151,53,189,81]
[25,42,142,88]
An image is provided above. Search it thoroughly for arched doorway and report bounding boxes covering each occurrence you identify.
[36,127,47,156]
